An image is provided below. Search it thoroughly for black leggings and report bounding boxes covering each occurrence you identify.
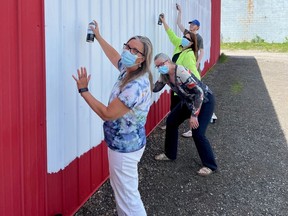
[170,90,181,111]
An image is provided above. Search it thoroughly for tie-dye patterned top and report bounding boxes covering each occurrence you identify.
[103,60,152,153]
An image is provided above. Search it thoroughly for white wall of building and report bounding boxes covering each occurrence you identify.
[45,0,212,173]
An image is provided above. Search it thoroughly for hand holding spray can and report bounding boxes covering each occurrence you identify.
[176,3,179,10]
[86,21,96,43]
[158,13,164,25]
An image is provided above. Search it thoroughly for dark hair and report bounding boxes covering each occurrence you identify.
[183,31,198,59]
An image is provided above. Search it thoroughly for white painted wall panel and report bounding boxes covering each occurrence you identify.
[45,0,212,173]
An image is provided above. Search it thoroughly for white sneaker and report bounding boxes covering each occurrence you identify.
[155,153,171,161]
[210,113,217,123]
[181,130,192,138]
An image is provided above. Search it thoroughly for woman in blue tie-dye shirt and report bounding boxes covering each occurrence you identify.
[73,21,153,216]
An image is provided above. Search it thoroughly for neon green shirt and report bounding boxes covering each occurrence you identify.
[166,28,200,80]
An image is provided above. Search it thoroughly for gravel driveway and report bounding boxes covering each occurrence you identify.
[76,50,288,216]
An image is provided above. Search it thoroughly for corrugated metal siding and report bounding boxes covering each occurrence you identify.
[0,0,220,215]
[0,0,47,216]
[205,0,221,77]
[45,0,180,174]
[45,0,214,174]
[45,1,220,215]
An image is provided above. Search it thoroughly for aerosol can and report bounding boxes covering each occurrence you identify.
[158,13,164,25]
[86,21,96,43]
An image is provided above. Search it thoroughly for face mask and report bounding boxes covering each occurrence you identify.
[181,37,190,47]
[121,50,139,68]
[158,65,169,75]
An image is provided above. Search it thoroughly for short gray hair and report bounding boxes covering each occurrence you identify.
[154,53,171,62]
[154,53,172,84]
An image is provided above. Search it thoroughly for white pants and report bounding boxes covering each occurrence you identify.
[108,147,146,216]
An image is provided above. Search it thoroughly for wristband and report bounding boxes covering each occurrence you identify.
[78,87,89,93]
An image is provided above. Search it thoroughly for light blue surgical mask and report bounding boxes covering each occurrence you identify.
[181,37,190,47]
[158,65,169,75]
[121,50,139,67]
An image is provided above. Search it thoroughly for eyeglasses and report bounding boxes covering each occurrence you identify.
[155,60,168,69]
[123,43,144,56]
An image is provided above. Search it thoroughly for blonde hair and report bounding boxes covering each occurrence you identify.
[120,36,153,92]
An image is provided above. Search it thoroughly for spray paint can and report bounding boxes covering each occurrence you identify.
[86,21,96,43]
[158,13,164,25]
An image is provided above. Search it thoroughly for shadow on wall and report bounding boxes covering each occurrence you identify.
[76,54,288,215]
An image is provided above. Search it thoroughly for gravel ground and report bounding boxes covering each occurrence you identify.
[76,50,288,216]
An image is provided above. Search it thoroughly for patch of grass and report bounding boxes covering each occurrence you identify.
[218,52,228,63]
[231,81,243,94]
[221,41,288,52]
[251,35,265,43]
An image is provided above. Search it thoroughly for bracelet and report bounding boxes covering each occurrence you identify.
[78,87,89,93]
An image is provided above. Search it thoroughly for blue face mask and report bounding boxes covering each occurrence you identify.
[181,37,190,47]
[121,50,138,68]
[158,65,169,75]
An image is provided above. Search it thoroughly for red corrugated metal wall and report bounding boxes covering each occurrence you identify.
[47,143,109,216]
[202,0,221,77]
[0,0,220,215]
[209,0,221,75]
[0,0,47,216]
